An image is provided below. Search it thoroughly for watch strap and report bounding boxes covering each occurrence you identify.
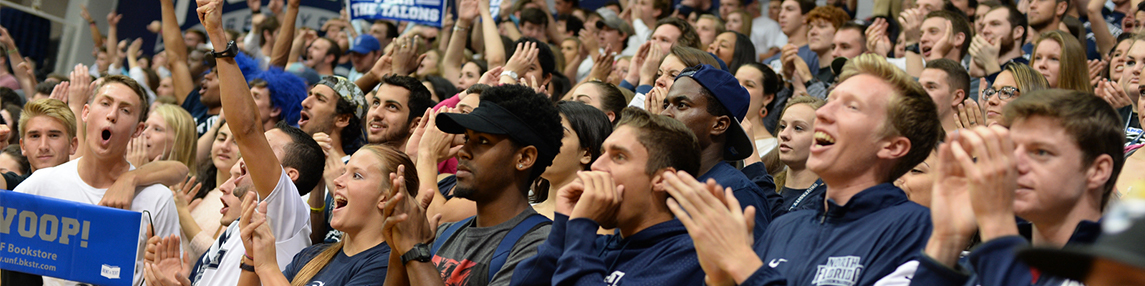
[906,43,920,54]
[401,243,432,265]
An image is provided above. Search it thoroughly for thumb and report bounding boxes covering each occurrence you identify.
[743,205,756,237]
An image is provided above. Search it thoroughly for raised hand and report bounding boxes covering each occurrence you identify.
[568,171,624,223]
[127,135,153,167]
[238,191,269,260]
[627,42,652,85]
[644,85,668,114]
[0,26,15,49]
[969,35,1002,74]
[49,81,70,103]
[954,99,985,129]
[196,0,224,33]
[107,11,122,27]
[80,5,94,23]
[865,18,891,56]
[923,133,979,267]
[503,41,540,82]
[579,28,601,57]
[639,43,667,85]
[416,108,463,164]
[662,171,757,286]
[143,235,191,286]
[390,36,425,76]
[899,8,925,45]
[523,74,548,95]
[952,126,1019,241]
[478,66,504,86]
[1095,78,1133,109]
[171,176,203,211]
[1088,59,1108,88]
[587,45,615,81]
[458,0,479,22]
[380,165,435,253]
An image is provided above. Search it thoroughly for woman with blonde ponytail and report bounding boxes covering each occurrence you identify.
[237,145,419,286]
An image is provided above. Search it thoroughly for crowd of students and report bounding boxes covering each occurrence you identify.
[2,0,1145,285]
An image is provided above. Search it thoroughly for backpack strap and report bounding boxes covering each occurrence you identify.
[487,214,551,282]
[430,216,474,255]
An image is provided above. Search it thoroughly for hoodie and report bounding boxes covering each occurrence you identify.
[510,214,705,286]
[741,183,932,286]
[910,220,1101,286]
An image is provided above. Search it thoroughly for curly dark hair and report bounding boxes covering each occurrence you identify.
[480,84,564,186]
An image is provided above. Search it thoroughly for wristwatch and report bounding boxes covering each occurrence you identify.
[401,243,432,265]
[209,41,238,59]
[500,70,520,81]
[905,43,920,54]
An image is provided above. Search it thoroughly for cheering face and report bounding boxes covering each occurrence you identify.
[365,84,414,145]
[1032,39,1062,88]
[654,55,687,89]
[299,85,340,135]
[983,70,1021,127]
[778,0,804,36]
[330,150,389,233]
[919,18,954,60]
[708,32,737,65]
[895,150,937,208]
[1010,116,1095,223]
[218,161,243,226]
[542,115,588,183]
[807,19,837,53]
[82,83,146,159]
[920,68,957,119]
[807,74,895,179]
[211,122,240,173]
[590,125,655,230]
[777,104,816,168]
[650,25,683,52]
[199,70,221,107]
[695,18,720,48]
[1109,40,1133,82]
[143,112,174,160]
[20,116,77,171]
[565,84,606,111]
[458,62,483,91]
[453,130,520,201]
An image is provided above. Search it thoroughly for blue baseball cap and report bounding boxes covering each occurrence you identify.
[675,64,753,160]
[348,34,381,55]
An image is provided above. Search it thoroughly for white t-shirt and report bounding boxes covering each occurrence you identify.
[755,138,778,156]
[188,169,311,286]
[14,159,181,286]
[751,16,788,57]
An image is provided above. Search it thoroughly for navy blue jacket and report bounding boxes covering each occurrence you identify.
[742,183,932,286]
[700,161,774,239]
[911,220,1101,286]
[741,162,786,219]
[509,214,705,286]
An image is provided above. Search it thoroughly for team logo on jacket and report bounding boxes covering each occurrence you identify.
[812,256,864,286]
[605,271,625,286]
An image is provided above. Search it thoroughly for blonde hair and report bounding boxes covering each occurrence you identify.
[19,99,76,139]
[836,54,942,183]
[289,144,417,286]
[1034,30,1091,92]
[152,104,198,174]
[772,96,827,189]
[698,14,727,35]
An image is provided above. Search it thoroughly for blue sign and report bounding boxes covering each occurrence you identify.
[0,191,142,286]
[349,0,445,27]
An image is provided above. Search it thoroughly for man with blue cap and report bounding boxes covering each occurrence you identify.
[346,34,381,82]
[658,64,778,237]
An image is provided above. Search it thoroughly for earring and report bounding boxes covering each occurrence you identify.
[517,164,523,168]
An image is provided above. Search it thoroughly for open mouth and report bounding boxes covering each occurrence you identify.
[813,131,835,147]
[101,128,112,142]
[298,111,311,126]
[921,46,933,57]
[368,119,386,133]
[333,194,348,210]
[219,197,229,215]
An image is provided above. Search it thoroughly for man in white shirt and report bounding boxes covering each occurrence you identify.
[185,6,326,285]
[15,75,180,286]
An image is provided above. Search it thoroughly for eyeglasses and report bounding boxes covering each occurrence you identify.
[983,86,1021,101]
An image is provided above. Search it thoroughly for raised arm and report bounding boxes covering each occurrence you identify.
[0,27,37,97]
[1087,0,1116,58]
[479,0,505,68]
[161,0,194,104]
[105,12,122,73]
[442,0,479,86]
[81,5,104,48]
[99,160,192,209]
[199,0,282,200]
[269,0,301,67]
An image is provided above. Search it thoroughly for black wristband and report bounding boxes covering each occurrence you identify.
[239,263,255,272]
[906,43,920,54]
[251,8,261,14]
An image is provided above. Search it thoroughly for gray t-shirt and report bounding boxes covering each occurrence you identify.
[432,208,551,286]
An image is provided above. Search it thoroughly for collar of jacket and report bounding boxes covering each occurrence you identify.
[820,183,911,223]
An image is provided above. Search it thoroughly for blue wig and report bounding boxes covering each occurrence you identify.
[250,67,307,127]
[203,51,262,80]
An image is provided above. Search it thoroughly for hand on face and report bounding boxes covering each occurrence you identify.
[568,171,625,224]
